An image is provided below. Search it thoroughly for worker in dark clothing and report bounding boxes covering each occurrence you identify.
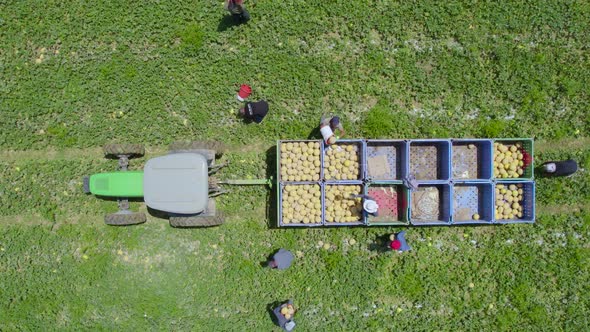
[540,159,578,177]
[225,0,250,23]
[239,100,268,123]
[267,248,294,270]
[272,300,296,331]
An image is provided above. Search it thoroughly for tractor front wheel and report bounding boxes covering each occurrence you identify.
[169,215,224,228]
[105,212,147,226]
[103,143,145,158]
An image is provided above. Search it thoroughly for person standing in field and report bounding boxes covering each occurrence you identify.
[239,100,268,123]
[540,159,578,177]
[319,114,345,146]
[266,248,294,270]
[225,0,250,23]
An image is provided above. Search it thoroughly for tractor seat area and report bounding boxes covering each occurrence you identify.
[143,153,209,214]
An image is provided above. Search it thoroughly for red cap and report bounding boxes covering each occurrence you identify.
[390,240,401,250]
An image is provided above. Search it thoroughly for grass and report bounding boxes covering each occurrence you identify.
[1,0,589,330]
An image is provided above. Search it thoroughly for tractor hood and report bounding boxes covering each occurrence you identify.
[143,153,209,214]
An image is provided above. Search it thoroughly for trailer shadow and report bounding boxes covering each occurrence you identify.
[265,145,278,228]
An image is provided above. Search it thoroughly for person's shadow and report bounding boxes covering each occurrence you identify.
[217,15,243,32]
[368,234,392,253]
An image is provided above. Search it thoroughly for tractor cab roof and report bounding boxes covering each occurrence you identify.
[143,153,208,214]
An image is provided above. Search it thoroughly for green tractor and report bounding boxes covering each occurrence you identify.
[84,141,228,227]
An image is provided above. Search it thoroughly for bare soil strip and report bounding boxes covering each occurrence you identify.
[0,142,275,162]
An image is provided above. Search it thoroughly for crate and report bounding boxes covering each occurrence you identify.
[324,183,366,226]
[365,140,408,181]
[409,183,452,225]
[409,139,451,181]
[278,182,323,227]
[493,138,534,180]
[451,139,493,181]
[322,139,365,181]
[452,182,494,224]
[494,181,535,224]
[365,182,409,226]
[277,140,323,183]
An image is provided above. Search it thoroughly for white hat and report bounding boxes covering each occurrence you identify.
[285,321,296,331]
[363,200,379,213]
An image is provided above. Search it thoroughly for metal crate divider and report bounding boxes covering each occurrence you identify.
[451,181,494,224]
[323,182,367,227]
[322,139,365,182]
[278,181,324,227]
[494,181,535,224]
[451,139,493,181]
[277,139,323,183]
[365,181,409,226]
[364,139,409,182]
[493,138,534,181]
[409,182,452,226]
[409,139,451,182]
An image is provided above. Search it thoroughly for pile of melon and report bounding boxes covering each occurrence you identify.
[324,144,360,180]
[280,141,321,182]
[282,184,322,224]
[493,142,525,178]
[325,185,363,223]
[495,183,524,220]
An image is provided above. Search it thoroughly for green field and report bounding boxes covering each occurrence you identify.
[1,0,589,330]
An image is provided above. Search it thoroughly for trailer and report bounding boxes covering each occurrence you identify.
[276,138,535,227]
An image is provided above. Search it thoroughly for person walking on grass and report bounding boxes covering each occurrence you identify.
[319,114,345,146]
[225,0,250,23]
[239,100,268,123]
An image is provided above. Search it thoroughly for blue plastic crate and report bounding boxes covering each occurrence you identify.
[409,139,451,182]
[322,139,365,182]
[278,182,324,227]
[452,182,494,224]
[277,140,323,183]
[451,139,493,181]
[409,183,452,225]
[365,139,409,181]
[365,182,409,226]
[323,183,367,226]
[494,181,535,224]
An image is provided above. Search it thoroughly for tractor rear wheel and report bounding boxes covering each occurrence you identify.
[169,141,225,157]
[105,212,147,226]
[169,215,224,228]
[103,143,145,158]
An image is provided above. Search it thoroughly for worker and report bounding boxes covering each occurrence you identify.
[388,231,411,252]
[267,248,294,270]
[351,194,379,219]
[224,0,250,23]
[239,100,268,123]
[540,159,578,177]
[318,114,345,146]
[272,300,296,331]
